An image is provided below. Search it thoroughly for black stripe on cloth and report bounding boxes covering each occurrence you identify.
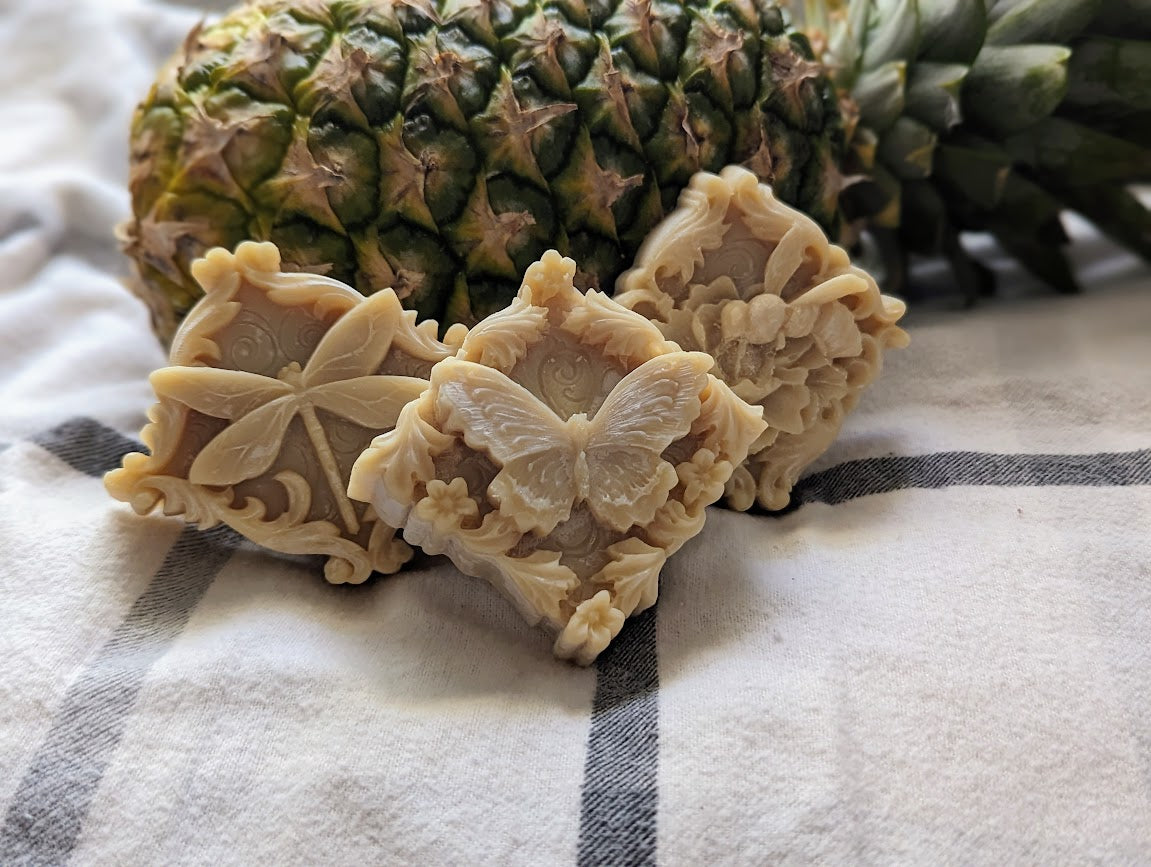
[574,446,1151,862]
[31,417,141,478]
[785,448,1151,510]
[0,525,236,866]
[577,608,659,867]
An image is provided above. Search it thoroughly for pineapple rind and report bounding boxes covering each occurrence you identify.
[124,0,847,338]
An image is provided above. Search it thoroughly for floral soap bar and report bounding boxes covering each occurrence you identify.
[106,242,463,584]
[348,251,767,664]
[615,167,909,511]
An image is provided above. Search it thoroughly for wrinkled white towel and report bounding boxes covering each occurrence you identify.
[1,2,1149,864]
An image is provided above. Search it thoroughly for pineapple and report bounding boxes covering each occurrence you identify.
[122,0,1151,338]
[796,0,1151,300]
[123,0,848,338]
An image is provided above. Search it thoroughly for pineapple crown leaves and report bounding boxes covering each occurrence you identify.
[797,0,1151,300]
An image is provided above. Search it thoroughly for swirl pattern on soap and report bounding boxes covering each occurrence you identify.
[222,309,279,376]
[513,337,624,420]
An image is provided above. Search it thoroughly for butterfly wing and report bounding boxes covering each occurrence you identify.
[434,359,577,534]
[585,352,712,531]
[489,452,582,535]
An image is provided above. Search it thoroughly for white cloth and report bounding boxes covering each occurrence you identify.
[1,2,1149,864]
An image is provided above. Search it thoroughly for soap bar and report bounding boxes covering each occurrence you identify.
[349,250,767,664]
[614,166,910,511]
[106,242,463,584]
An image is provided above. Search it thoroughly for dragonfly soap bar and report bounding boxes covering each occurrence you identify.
[348,250,767,664]
[615,167,909,511]
[106,242,464,584]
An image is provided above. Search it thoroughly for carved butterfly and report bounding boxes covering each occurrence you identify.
[150,289,433,534]
[434,352,715,535]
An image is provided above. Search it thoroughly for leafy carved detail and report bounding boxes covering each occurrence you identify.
[456,297,550,371]
[502,551,581,625]
[562,290,677,369]
[347,394,454,511]
[597,538,664,618]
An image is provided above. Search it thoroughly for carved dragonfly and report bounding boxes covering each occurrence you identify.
[150,289,429,535]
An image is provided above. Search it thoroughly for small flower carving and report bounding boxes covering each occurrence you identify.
[554,591,626,666]
[676,448,733,507]
[414,478,479,532]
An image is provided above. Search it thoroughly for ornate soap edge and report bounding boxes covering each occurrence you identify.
[615,167,910,512]
[106,242,462,584]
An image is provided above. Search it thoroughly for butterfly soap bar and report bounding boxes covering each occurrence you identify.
[615,167,909,511]
[106,242,463,584]
[348,250,767,664]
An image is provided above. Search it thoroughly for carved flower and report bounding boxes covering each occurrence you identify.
[676,448,733,507]
[553,590,626,666]
[414,477,479,532]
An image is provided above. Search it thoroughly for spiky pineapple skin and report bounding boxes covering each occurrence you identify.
[124,0,847,336]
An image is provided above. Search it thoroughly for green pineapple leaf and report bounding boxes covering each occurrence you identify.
[963,44,1071,137]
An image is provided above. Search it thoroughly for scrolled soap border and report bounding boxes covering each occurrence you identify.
[106,242,459,584]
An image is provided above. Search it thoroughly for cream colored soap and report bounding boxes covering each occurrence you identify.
[615,166,909,511]
[349,250,767,664]
[106,241,464,584]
